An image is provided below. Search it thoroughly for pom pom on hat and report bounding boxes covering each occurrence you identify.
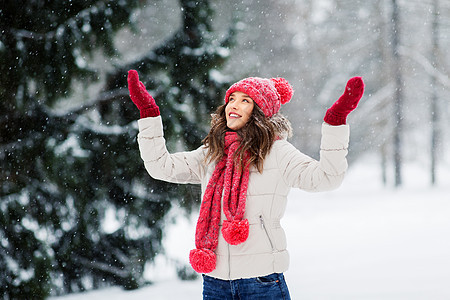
[221,219,249,245]
[271,78,293,104]
[189,248,216,273]
[225,77,294,118]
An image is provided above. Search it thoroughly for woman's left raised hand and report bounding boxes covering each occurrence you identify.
[323,77,365,126]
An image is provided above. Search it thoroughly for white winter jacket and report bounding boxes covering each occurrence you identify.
[137,116,349,280]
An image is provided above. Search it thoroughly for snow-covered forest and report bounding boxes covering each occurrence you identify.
[1,0,449,299]
[50,159,450,299]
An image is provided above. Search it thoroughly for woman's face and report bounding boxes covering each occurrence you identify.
[225,91,254,131]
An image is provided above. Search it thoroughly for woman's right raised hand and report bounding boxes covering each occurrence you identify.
[127,69,160,118]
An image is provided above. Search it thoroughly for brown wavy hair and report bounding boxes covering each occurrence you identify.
[203,103,282,173]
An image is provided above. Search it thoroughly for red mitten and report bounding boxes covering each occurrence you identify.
[324,77,365,126]
[127,70,160,118]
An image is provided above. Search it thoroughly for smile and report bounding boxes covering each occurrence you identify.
[229,113,241,118]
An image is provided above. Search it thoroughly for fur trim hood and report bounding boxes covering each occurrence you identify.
[269,113,292,140]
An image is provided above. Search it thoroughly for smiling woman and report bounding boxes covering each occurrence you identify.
[225,91,254,131]
[128,70,365,299]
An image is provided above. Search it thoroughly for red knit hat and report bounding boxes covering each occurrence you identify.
[225,77,294,118]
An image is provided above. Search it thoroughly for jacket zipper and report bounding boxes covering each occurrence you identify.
[227,243,231,279]
[260,215,275,251]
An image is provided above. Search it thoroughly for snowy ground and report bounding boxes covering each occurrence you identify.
[51,156,450,300]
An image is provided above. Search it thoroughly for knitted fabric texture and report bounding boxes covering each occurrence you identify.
[324,76,365,125]
[189,132,250,274]
[225,77,294,118]
[127,70,160,118]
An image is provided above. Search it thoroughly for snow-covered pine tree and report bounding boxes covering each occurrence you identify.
[0,0,235,298]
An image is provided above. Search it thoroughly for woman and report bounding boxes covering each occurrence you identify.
[128,70,364,299]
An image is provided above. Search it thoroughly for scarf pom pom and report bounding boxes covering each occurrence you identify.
[222,219,249,245]
[189,248,216,273]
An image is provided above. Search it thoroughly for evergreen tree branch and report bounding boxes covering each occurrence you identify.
[76,257,131,278]
[54,88,131,117]
[7,0,134,41]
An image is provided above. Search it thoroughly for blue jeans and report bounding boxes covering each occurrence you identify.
[203,273,291,300]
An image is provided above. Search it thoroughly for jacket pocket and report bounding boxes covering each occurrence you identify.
[259,215,275,251]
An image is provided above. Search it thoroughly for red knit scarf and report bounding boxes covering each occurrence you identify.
[189,131,251,273]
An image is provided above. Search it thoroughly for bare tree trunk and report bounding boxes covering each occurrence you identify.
[430,0,440,185]
[391,0,404,187]
[381,145,388,186]
[375,0,392,186]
